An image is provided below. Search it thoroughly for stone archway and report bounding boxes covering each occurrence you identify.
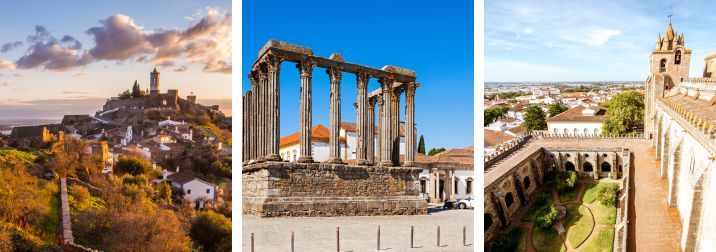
[583,162,593,172]
[523,176,532,190]
[485,213,493,231]
[565,161,575,172]
[601,162,611,172]
[505,192,515,208]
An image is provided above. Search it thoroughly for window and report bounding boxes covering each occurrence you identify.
[466,180,472,194]
[187,189,191,194]
[420,179,426,194]
[675,51,682,65]
[206,189,210,194]
[601,162,612,172]
[660,59,667,72]
[505,193,515,208]
[583,162,593,172]
[485,214,493,231]
[523,177,531,189]
[454,180,459,195]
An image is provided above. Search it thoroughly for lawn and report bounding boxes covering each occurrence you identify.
[559,183,580,202]
[582,182,617,204]
[564,204,595,248]
[39,185,60,241]
[590,202,617,225]
[581,227,615,252]
[532,227,566,252]
[0,148,38,164]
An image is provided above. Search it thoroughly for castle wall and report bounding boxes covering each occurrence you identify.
[103,97,149,111]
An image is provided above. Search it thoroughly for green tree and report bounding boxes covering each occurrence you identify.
[524,105,547,130]
[157,182,172,204]
[484,105,509,125]
[114,156,153,176]
[118,90,131,99]
[548,102,568,117]
[418,135,426,154]
[555,171,577,193]
[602,91,644,135]
[427,147,446,156]
[131,81,141,98]
[190,211,232,252]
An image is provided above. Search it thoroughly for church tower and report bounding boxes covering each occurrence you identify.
[149,68,161,107]
[645,19,691,140]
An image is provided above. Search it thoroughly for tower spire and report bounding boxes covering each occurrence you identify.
[668,6,673,24]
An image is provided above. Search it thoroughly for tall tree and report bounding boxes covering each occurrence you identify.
[602,91,644,135]
[485,105,509,125]
[548,102,568,117]
[131,80,141,98]
[418,135,426,154]
[524,105,547,130]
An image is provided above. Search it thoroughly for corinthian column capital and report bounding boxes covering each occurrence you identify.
[264,54,282,72]
[406,82,419,96]
[356,70,370,89]
[297,58,314,77]
[327,67,343,83]
[378,77,394,94]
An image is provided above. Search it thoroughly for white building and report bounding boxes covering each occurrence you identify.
[547,104,606,136]
[415,146,475,202]
[166,171,216,207]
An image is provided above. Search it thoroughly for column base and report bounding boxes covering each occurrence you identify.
[297,156,314,163]
[325,158,344,164]
[257,156,266,163]
[265,154,282,161]
[403,161,416,167]
[356,159,369,165]
[379,160,393,167]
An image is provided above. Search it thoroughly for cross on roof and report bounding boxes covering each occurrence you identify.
[668,6,673,23]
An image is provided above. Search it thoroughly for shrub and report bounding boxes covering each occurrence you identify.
[598,184,619,206]
[114,156,153,176]
[122,175,148,186]
[533,204,558,228]
[555,171,578,192]
[190,211,232,252]
[491,228,522,252]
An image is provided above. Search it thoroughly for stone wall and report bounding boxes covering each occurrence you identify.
[243,162,427,217]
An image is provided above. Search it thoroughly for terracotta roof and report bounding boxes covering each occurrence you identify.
[497,117,518,123]
[561,92,587,99]
[484,129,514,148]
[547,105,606,122]
[280,125,330,148]
[167,172,214,187]
[413,146,473,166]
[508,124,525,134]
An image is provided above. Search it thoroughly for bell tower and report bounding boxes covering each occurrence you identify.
[149,67,161,106]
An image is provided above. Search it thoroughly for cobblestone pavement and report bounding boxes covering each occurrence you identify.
[537,138,681,251]
[242,207,474,252]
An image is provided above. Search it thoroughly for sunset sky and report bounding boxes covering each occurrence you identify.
[0,0,231,119]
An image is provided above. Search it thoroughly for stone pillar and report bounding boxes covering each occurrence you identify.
[445,169,454,201]
[249,71,258,162]
[326,67,343,164]
[404,82,418,166]
[297,59,315,163]
[376,95,383,165]
[265,55,282,161]
[392,88,402,165]
[378,77,394,166]
[450,169,456,201]
[355,71,369,165]
[367,97,376,164]
[430,168,439,203]
[257,69,267,162]
[243,91,251,164]
[683,175,705,252]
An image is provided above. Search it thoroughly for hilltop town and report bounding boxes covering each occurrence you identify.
[0,68,232,251]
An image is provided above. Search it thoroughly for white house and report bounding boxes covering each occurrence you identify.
[547,104,607,136]
[166,171,216,208]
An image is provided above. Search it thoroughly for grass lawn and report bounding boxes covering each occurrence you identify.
[582,182,617,204]
[516,227,528,252]
[564,204,594,248]
[590,202,617,225]
[0,148,38,164]
[532,227,566,252]
[559,183,580,202]
[581,227,615,252]
[40,188,60,241]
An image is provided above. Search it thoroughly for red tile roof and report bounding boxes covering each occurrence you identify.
[484,129,514,148]
[547,105,606,122]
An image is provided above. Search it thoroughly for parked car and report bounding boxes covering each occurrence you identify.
[456,196,475,209]
[442,200,454,209]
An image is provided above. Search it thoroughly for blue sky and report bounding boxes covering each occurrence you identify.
[243,0,474,150]
[0,1,231,118]
[486,0,716,82]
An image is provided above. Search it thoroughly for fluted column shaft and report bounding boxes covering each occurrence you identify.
[243,91,251,164]
[297,59,314,163]
[356,71,369,165]
[376,96,383,164]
[257,71,267,162]
[404,82,418,166]
[249,72,258,162]
[265,55,282,161]
[392,89,401,165]
[367,97,376,164]
[378,77,394,166]
[327,67,343,163]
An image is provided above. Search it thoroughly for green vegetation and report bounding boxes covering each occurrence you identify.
[190,211,232,252]
[591,202,617,225]
[68,184,105,219]
[558,85,601,93]
[582,183,616,203]
[524,105,547,130]
[485,105,510,125]
[602,91,644,135]
[597,184,619,207]
[491,228,524,252]
[131,80,146,98]
[559,186,580,202]
[555,171,577,193]
[0,149,38,164]
[118,89,131,99]
[524,193,558,228]
[418,135,426,154]
[548,102,569,118]
[486,91,532,100]
[428,147,446,156]
[582,227,615,252]
[114,156,154,176]
[532,227,566,252]
[564,204,594,248]
[201,124,232,146]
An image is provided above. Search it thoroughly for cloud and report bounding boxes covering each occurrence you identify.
[15,26,93,71]
[14,73,28,78]
[1,80,11,87]
[0,60,15,69]
[0,96,106,119]
[0,41,23,53]
[86,15,153,60]
[62,90,92,95]
[73,72,90,77]
[203,60,231,74]
[174,65,189,72]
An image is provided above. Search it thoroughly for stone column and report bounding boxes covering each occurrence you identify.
[355,71,369,165]
[326,67,343,164]
[367,97,376,164]
[391,88,402,165]
[376,95,383,164]
[257,69,267,162]
[265,55,282,161]
[249,71,258,162]
[243,91,251,164]
[297,59,315,163]
[445,169,453,202]
[404,82,418,166]
[428,168,436,203]
[449,169,456,201]
[378,77,394,166]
